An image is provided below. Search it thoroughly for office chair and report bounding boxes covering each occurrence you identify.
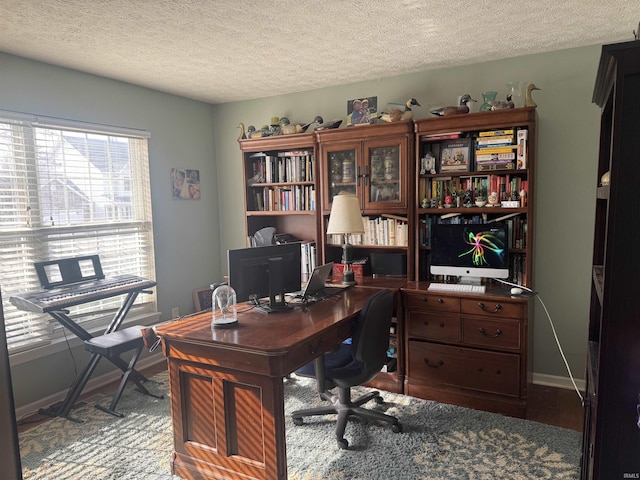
[250,226,275,247]
[291,288,402,449]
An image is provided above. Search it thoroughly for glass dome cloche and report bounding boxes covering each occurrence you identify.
[212,285,238,329]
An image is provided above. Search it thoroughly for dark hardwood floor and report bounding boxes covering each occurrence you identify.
[527,383,584,431]
[17,361,584,433]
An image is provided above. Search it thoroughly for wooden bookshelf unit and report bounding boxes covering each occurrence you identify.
[581,40,640,480]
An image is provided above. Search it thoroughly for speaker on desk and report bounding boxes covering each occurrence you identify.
[0,288,23,479]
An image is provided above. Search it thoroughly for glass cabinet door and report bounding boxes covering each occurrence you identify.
[364,140,407,210]
[322,144,359,211]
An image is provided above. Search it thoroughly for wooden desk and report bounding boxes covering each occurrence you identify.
[155,287,376,480]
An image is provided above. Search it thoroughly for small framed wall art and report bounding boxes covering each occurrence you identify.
[171,168,201,200]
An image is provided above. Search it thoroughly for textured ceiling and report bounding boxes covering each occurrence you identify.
[1,1,638,104]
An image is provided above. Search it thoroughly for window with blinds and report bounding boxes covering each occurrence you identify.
[0,112,156,354]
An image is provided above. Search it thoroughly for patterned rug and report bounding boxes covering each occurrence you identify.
[19,371,581,480]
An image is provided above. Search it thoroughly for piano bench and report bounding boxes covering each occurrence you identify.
[85,325,162,417]
[85,325,145,357]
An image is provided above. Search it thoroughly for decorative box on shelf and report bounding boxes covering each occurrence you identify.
[332,261,366,281]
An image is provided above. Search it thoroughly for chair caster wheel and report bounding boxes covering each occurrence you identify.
[293,417,304,426]
[337,438,349,449]
[392,423,402,433]
[374,395,384,404]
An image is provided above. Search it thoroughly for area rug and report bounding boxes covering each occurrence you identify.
[19,371,581,480]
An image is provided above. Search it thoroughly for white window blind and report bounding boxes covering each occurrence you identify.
[0,113,156,353]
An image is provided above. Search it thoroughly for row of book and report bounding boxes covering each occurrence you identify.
[475,128,528,171]
[421,128,528,174]
[327,215,409,247]
[250,184,316,211]
[248,151,314,184]
[418,215,527,249]
[300,241,317,276]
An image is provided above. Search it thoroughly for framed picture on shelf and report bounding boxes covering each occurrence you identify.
[439,138,471,172]
[193,287,212,311]
[347,96,377,126]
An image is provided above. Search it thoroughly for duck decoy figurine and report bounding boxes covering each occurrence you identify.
[279,117,305,135]
[524,83,541,107]
[490,94,515,110]
[301,115,324,132]
[314,118,343,131]
[430,94,477,116]
[237,122,246,140]
[378,98,421,122]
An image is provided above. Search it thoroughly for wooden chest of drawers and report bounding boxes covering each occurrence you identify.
[402,289,532,417]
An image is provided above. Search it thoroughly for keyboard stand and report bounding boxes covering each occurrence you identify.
[39,289,156,422]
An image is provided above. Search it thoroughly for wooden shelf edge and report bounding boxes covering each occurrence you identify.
[246,210,316,216]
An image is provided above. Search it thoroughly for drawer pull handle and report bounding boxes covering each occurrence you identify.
[309,339,324,355]
[477,302,502,313]
[479,327,503,338]
[438,298,444,304]
[424,358,444,368]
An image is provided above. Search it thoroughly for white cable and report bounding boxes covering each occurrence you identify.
[495,279,584,403]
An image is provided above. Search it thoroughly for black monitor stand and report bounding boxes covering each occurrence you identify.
[255,257,292,314]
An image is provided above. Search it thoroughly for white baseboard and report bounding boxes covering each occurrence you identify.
[533,372,585,392]
[15,354,166,421]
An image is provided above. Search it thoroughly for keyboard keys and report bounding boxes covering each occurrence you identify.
[427,283,486,294]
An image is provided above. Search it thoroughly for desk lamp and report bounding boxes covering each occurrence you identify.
[326,193,364,285]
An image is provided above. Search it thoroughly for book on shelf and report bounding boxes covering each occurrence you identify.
[474,145,517,155]
[475,151,516,162]
[300,241,316,276]
[517,129,528,169]
[477,162,515,171]
[476,135,515,147]
[423,132,462,141]
[478,129,515,137]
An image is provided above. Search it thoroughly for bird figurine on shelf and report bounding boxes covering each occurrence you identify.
[430,94,476,116]
[314,118,343,131]
[377,98,421,122]
[279,117,305,135]
[490,94,515,110]
[302,115,324,132]
[524,83,541,107]
[237,122,246,140]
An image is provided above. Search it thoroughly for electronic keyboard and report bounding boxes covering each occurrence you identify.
[9,274,157,313]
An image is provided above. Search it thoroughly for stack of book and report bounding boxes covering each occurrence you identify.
[475,129,516,171]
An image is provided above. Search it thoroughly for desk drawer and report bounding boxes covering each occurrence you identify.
[462,316,521,351]
[408,311,461,342]
[404,292,460,313]
[461,298,524,318]
[286,328,345,372]
[407,341,520,397]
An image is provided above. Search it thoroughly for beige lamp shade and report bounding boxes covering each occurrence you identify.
[326,194,364,235]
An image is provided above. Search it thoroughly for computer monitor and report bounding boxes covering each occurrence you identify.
[429,222,509,284]
[227,243,302,313]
